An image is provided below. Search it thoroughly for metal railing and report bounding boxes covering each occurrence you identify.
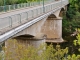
[0,0,69,34]
[0,0,55,12]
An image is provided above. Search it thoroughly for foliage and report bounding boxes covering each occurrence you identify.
[67,54,80,60]
[6,0,18,5]
[74,33,80,46]
[66,7,76,19]
[61,5,80,57]
[63,12,80,36]
[63,0,80,34]
[69,0,80,12]
[73,31,80,53]
[0,36,80,60]
[0,0,3,6]
[41,44,68,60]
[66,0,80,19]
[67,32,80,60]
[0,39,68,60]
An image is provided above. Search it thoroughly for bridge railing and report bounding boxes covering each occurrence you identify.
[0,0,69,35]
[0,0,55,13]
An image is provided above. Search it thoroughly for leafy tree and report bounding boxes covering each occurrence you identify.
[66,33,80,60]
[69,0,80,12]
[0,39,68,60]
[0,0,3,6]
[66,7,76,19]
[73,32,80,51]
[0,36,80,60]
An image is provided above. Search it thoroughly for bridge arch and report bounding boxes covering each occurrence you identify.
[5,33,45,49]
[59,8,65,17]
[13,34,34,40]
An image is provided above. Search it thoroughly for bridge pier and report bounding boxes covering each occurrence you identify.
[41,14,64,43]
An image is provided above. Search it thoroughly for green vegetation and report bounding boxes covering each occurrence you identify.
[63,0,80,35]
[69,0,80,12]
[62,12,80,35]
[0,40,68,60]
[0,36,80,60]
[71,33,80,60]
[62,0,80,59]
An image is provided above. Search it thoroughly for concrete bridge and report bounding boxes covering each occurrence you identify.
[0,0,69,46]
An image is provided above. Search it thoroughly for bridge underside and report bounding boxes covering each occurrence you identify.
[12,8,66,43]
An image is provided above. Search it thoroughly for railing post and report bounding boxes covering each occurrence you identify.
[3,0,6,12]
[39,0,40,5]
[31,10,34,18]
[40,8,42,14]
[9,5,10,11]
[9,17,12,27]
[51,5,52,10]
[36,9,38,16]
[18,14,21,24]
[61,0,62,7]
[26,12,28,21]
[43,0,45,13]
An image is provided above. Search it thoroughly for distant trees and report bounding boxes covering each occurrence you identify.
[69,0,80,12]
[0,0,3,6]
[62,0,80,58]
[6,0,19,5]
[66,0,80,19]
[63,12,80,35]
[63,0,80,34]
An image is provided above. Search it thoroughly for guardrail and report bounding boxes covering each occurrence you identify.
[0,0,69,35]
[0,0,55,12]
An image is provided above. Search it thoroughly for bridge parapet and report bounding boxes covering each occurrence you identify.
[0,0,69,42]
[0,0,55,12]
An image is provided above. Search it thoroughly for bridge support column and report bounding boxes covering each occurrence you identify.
[41,16,64,43]
[46,17,64,43]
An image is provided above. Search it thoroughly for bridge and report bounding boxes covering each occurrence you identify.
[0,0,69,46]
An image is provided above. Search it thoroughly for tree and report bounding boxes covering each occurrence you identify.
[69,0,80,12]
[0,0,3,6]
[0,39,68,60]
[66,33,80,60]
